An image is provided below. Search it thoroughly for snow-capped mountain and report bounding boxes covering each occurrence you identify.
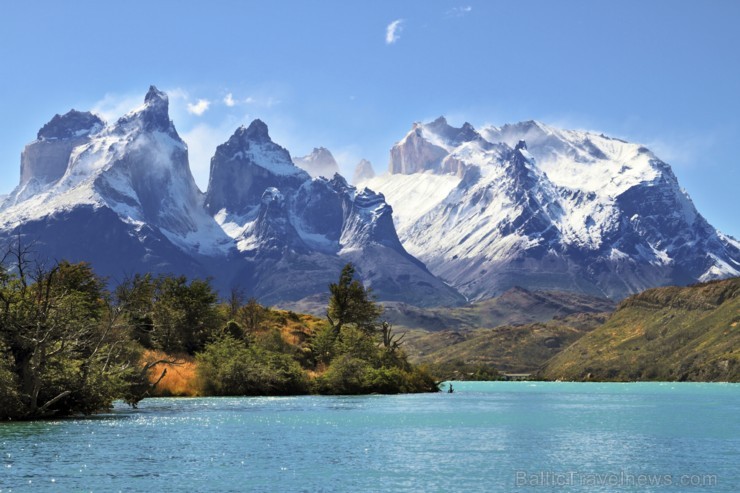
[205,122,463,305]
[292,147,340,179]
[0,86,225,282]
[360,117,740,300]
[0,88,462,307]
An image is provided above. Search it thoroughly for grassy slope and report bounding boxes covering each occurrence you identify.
[539,278,740,382]
[403,312,609,374]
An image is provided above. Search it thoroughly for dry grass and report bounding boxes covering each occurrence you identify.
[142,349,201,397]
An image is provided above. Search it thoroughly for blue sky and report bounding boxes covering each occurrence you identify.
[1,0,738,237]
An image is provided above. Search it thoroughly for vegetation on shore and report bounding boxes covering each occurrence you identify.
[0,250,436,420]
[4,238,735,421]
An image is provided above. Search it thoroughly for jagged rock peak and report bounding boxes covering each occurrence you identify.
[13,111,106,191]
[217,120,302,177]
[293,146,340,179]
[310,146,331,156]
[292,146,336,161]
[354,187,387,209]
[430,115,448,126]
[330,173,350,189]
[233,119,271,143]
[424,116,455,138]
[37,110,104,140]
[205,119,308,215]
[425,116,481,145]
[144,85,168,105]
[390,116,484,175]
[515,140,528,151]
[117,85,173,133]
[353,159,375,184]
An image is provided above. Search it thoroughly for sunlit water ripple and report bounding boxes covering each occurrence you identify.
[1,382,738,492]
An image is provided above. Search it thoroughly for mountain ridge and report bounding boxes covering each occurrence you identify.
[360,117,740,300]
[0,87,462,308]
[1,88,737,307]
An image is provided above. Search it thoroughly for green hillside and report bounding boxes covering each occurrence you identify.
[539,278,740,382]
[403,312,609,376]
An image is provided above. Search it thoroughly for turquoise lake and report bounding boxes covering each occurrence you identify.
[1,382,738,492]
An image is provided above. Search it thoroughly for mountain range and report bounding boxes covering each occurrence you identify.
[360,117,740,300]
[0,87,460,306]
[1,86,737,307]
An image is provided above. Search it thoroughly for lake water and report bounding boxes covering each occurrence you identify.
[1,382,738,492]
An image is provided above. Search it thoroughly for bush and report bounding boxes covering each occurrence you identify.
[310,325,337,366]
[334,325,380,364]
[364,367,409,394]
[196,335,308,396]
[315,354,373,394]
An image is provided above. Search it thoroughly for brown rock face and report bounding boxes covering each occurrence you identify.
[20,110,103,188]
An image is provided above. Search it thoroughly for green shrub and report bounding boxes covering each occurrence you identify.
[196,335,308,396]
[316,355,373,394]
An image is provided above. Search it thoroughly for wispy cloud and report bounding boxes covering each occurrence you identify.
[385,19,404,44]
[187,99,211,116]
[91,92,142,122]
[181,119,241,190]
[91,87,194,123]
[446,6,472,17]
[221,93,280,108]
[646,133,720,170]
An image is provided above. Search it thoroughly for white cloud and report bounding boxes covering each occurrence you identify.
[447,6,472,17]
[219,93,280,108]
[646,133,719,170]
[385,19,404,44]
[91,92,142,122]
[164,87,190,102]
[245,95,280,107]
[263,97,281,108]
[187,99,211,116]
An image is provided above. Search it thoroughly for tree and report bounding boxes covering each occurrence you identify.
[164,277,220,354]
[226,287,245,320]
[115,273,156,348]
[310,325,337,367]
[239,297,266,334]
[327,264,382,335]
[118,274,221,355]
[381,321,405,353]
[0,250,141,419]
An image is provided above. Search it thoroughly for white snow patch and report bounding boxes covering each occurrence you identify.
[359,172,460,234]
[230,142,306,177]
[699,253,740,281]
